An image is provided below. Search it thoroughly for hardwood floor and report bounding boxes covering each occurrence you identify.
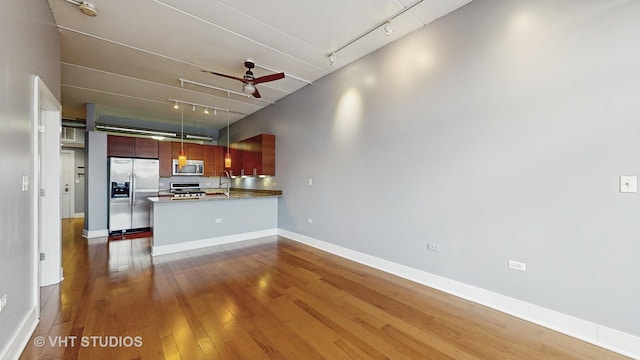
[21,218,629,359]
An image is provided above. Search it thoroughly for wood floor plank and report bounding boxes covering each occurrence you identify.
[19,218,632,360]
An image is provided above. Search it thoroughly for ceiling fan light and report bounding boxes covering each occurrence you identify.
[243,83,256,95]
[78,2,98,17]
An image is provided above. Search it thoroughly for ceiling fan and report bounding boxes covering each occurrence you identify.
[201,61,285,98]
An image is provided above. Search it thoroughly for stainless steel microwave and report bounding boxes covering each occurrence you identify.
[172,159,204,176]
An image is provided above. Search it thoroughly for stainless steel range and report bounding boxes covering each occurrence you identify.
[170,182,206,199]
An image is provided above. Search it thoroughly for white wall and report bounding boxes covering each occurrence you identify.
[0,0,60,357]
[230,0,640,341]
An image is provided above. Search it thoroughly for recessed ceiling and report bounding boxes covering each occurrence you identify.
[50,0,472,133]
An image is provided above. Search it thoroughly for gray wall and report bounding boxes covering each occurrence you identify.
[230,0,640,337]
[74,149,86,213]
[0,0,60,356]
[85,131,108,233]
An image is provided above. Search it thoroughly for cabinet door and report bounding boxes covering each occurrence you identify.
[202,145,214,177]
[172,142,183,160]
[242,137,258,176]
[227,144,243,177]
[134,137,159,159]
[107,135,134,157]
[202,145,225,177]
[158,141,172,177]
[260,134,276,176]
[187,143,203,160]
[212,145,224,177]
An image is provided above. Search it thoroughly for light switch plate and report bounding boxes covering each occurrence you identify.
[21,176,29,192]
[620,176,637,193]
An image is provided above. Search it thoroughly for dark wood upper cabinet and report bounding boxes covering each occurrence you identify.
[226,134,275,176]
[186,143,203,160]
[107,135,135,158]
[243,134,275,176]
[108,135,159,159]
[203,145,225,177]
[158,141,172,177]
[134,137,159,159]
[227,144,243,177]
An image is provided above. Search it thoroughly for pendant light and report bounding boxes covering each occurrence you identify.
[177,84,187,168]
[224,92,232,168]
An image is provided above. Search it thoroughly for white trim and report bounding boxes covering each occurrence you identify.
[73,212,85,218]
[0,307,38,360]
[278,229,640,359]
[151,228,278,256]
[82,228,108,239]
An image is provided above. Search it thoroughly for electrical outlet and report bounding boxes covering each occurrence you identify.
[509,260,526,271]
[427,243,440,252]
[0,294,7,312]
[308,178,313,186]
[307,218,313,224]
[215,218,223,223]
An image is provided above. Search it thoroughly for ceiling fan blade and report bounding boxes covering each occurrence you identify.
[252,87,262,98]
[200,70,247,83]
[252,72,285,84]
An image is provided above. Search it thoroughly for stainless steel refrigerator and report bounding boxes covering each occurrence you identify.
[109,157,159,234]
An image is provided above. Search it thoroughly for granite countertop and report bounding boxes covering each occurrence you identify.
[150,188,282,203]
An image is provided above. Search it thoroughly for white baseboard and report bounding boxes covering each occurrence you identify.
[278,229,640,359]
[72,212,84,218]
[82,228,108,239]
[0,307,38,360]
[151,228,278,256]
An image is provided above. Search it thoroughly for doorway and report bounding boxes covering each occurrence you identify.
[60,150,75,219]
[32,76,62,320]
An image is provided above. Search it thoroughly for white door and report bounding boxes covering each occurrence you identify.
[60,150,74,219]
[33,76,62,296]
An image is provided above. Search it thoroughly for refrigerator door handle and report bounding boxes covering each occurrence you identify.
[130,173,134,206]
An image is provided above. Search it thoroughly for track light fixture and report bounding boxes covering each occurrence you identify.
[328,53,337,66]
[168,99,243,117]
[326,0,422,63]
[384,22,393,36]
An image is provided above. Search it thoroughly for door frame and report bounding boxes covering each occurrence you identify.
[32,75,62,319]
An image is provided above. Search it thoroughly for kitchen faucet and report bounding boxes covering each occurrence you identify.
[219,170,231,197]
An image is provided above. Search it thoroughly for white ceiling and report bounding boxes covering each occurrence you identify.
[49,0,472,132]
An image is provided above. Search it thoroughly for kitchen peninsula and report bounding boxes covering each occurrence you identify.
[149,189,282,256]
